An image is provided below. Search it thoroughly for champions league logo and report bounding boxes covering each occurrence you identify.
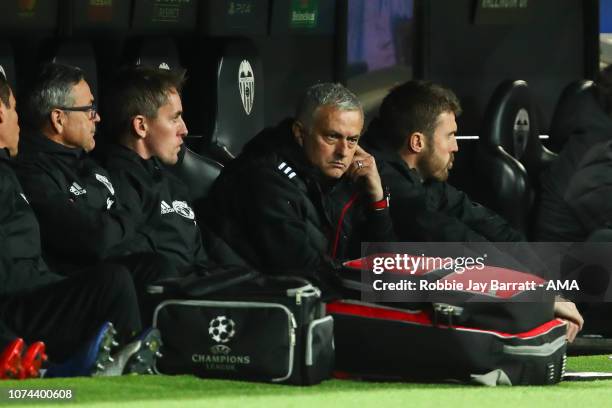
[238,60,255,115]
[513,109,530,159]
[191,315,251,368]
[208,316,236,344]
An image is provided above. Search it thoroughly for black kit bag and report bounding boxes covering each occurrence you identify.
[329,255,568,385]
[328,300,567,386]
[149,274,334,385]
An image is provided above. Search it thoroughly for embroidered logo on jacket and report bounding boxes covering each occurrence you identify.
[20,193,29,204]
[172,201,195,220]
[160,200,174,215]
[106,197,115,210]
[69,182,87,196]
[277,162,297,180]
[95,173,115,195]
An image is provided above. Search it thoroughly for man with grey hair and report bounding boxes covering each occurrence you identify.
[207,82,394,293]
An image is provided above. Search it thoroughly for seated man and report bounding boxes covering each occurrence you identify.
[536,65,612,242]
[103,67,247,276]
[13,63,174,296]
[0,73,159,377]
[207,82,394,292]
[362,80,583,341]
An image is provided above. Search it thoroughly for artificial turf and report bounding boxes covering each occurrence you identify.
[0,355,610,408]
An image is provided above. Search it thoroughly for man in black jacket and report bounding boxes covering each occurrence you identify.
[363,80,583,340]
[103,67,247,276]
[536,66,612,242]
[0,73,157,377]
[13,63,174,295]
[363,81,523,243]
[207,83,394,292]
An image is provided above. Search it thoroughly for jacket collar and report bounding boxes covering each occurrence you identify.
[20,133,85,159]
[0,147,10,162]
[242,118,344,189]
[108,143,163,173]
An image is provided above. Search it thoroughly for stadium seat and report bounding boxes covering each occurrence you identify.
[184,39,264,163]
[548,80,596,153]
[171,145,223,204]
[47,40,99,100]
[128,37,183,72]
[474,80,557,235]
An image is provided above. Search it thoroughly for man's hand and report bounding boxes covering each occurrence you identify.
[347,146,384,202]
[554,296,584,343]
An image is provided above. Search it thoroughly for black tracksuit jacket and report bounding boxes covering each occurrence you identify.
[104,144,244,274]
[0,148,61,295]
[12,135,151,272]
[536,93,612,242]
[206,119,395,287]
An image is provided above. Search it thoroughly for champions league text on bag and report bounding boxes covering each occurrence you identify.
[350,242,612,303]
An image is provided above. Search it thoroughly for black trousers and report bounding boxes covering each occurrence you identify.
[0,264,141,363]
[110,253,178,325]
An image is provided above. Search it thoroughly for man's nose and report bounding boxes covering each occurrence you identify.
[179,117,188,138]
[451,138,459,153]
[335,138,349,157]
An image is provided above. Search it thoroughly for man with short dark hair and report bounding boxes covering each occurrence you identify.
[0,73,157,377]
[103,67,247,275]
[363,80,584,341]
[13,63,174,297]
[363,80,523,242]
[207,82,394,291]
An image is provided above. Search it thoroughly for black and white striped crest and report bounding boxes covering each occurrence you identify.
[238,60,255,115]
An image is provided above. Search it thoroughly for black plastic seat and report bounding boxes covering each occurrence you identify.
[49,40,99,100]
[130,37,183,72]
[474,80,557,235]
[184,39,264,164]
[171,145,223,205]
[548,80,596,153]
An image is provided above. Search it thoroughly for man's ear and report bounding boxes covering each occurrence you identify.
[132,115,147,139]
[292,121,304,147]
[0,101,5,124]
[408,132,426,153]
[49,110,64,134]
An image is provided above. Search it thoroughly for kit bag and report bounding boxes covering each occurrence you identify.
[330,256,567,385]
[328,300,567,385]
[150,275,334,385]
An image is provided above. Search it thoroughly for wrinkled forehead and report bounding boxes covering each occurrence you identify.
[312,105,364,133]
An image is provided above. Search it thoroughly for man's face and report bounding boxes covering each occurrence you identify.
[60,80,99,152]
[295,105,364,179]
[143,89,188,165]
[1,90,20,157]
[417,111,458,182]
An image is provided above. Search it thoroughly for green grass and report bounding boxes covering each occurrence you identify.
[0,356,610,408]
